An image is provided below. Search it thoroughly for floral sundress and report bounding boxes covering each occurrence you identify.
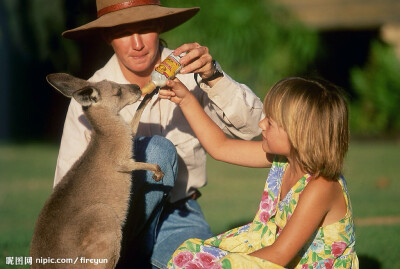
[167,158,359,269]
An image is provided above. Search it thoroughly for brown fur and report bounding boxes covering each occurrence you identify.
[30,73,163,268]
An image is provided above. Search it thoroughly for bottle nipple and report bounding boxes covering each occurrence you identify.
[141,81,157,95]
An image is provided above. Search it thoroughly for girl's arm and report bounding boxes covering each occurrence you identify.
[249,177,346,266]
[161,78,270,168]
[174,46,264,141]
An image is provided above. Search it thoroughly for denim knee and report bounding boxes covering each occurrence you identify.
[146,136,177,160]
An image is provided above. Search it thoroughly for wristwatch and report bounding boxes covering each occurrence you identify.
[203,60,224,82]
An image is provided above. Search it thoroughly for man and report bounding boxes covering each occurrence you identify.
[55,0,264,268]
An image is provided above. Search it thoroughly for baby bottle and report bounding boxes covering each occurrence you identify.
[141,52,184,94]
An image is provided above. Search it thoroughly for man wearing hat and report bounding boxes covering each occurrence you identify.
[54,0,264,268]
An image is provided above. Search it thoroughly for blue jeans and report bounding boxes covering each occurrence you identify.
[116,136,213,269]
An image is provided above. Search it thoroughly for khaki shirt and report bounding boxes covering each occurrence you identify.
[54,48,263,202]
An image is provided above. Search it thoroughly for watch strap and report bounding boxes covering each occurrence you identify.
[202,60,224,82]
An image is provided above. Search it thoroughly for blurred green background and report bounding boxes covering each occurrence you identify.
[1,0,399,268]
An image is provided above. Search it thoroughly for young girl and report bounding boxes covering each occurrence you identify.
[160,77,358,268]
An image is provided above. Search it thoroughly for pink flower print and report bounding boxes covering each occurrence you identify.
[311,259,334,269]
[260,192,274,211]
[272,195,278,206]
[259,211,270,224]
[331,241,347,258]
[196,252,220,269]
[301,264,310,269]
[260,201,272,211]
[184,252,222,269]
[324,258,335,269]
[260,190,269,203]
[173,251,194,268]
[185,260,203,269]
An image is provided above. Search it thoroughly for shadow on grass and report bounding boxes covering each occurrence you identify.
[358,255,381,269]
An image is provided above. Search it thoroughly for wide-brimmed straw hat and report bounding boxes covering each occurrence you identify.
[62,0,200,39]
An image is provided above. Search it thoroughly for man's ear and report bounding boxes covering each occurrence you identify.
[72,87,101,107]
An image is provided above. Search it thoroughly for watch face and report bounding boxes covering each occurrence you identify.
[213,60,223,76]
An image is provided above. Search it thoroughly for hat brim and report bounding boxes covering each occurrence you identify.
[62,5,199,40]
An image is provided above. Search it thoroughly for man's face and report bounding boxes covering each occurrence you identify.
[108,22,161,76]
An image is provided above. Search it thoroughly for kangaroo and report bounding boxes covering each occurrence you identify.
[30,73,163,268]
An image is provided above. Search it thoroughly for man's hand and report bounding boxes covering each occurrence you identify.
[173,43,220,84]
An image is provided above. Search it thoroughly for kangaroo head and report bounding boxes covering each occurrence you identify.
[46,73,142,112]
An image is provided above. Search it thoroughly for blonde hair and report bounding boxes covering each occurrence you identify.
[263,77,349,180]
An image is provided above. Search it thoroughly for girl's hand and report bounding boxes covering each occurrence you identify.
[158,78,193,106]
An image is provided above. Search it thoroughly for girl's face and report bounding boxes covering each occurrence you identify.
[109,22,161,76]
[258,117,291,156]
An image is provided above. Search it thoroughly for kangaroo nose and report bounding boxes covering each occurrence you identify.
[129,84,141,94]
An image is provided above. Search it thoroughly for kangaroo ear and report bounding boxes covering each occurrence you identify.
[72,87,101,107]
[46,73,89,97]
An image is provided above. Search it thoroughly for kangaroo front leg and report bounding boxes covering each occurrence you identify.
[119,160,164,182]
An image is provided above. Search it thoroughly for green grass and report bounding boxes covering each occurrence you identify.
[0,141,399,268]
[0,143,57,268]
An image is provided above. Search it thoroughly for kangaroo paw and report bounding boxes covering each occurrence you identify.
[122,161,165,182]
[152,165,164,182]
